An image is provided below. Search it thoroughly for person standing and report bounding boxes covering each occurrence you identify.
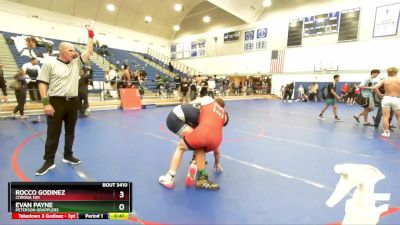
[168,62,174,73]
[78,68,90,117]
[207,76,216,98]
[373,67,400,138]
[122,64,131,88]
[12,69,28,119]
[372,81,394,130]
[318,74,342,121]
[179,77,189,103]
[297,84,304,100]
[340,82,349,103]
[22,57,41,101]
[35,24,94,176]
[353,69,380,125]
[0,64,8,103]
[189,79,197,101]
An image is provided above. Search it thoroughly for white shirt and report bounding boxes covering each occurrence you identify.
[207,80,216,90]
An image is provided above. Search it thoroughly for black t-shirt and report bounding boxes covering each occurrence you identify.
[190,83,197,92]
[223,79,229,86]
[79,75,89,92]
[327,82,336,99]
[174,76,181,89]
[180,81,189,94]
[26,68,39,79]
[0,69,6,96]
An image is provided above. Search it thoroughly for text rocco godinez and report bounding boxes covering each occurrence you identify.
[14,189,66,200]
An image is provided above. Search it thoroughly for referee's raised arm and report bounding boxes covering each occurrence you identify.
[81,24,94,63]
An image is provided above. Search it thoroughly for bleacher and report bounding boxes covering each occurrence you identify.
[3,31,105,80]
[2,32,32,68]
[141,52,189,79]
[2,31,177,97]
[105,48,171,92]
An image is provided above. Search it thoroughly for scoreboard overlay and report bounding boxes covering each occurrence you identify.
[8,182,132,220]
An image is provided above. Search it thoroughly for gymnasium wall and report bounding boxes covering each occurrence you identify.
[174,0,400,57]
[0,0,170,55]
[174,0,400,78]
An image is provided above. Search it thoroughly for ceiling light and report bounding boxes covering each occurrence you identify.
[145,16,152,23]
[203,16,210,23]
[174,4,183,12]
[173,25,180,31]
[106,4,116,11]
[262,0,272,7]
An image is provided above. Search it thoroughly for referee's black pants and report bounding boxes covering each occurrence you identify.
[44,97,79,163]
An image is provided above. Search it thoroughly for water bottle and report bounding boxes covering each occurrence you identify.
[38,115,41,123]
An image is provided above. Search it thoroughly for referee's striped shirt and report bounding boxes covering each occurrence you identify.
[37,57,84,97]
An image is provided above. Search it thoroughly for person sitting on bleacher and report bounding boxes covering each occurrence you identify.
[19,37,37,58]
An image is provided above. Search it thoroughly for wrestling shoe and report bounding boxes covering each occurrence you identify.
[195,175,219,190]
[334,117,343,122]
[185,161,197,187]
[159,173,175,189]
[381,130,390,138]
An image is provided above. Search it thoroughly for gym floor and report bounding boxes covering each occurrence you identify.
[1,99,399,224]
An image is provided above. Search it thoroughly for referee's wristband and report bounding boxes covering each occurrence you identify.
[42,97,50,106]
[88,30,94,39]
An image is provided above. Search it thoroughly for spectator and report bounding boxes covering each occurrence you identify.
[287,82,294,100]
[353,69,380,125]
[78,68,90,117]
[222,77,229,96]
[347,83,356,105]
[207,77,216,98]
[12,69,28,119]
[22,57,41,101]
[373,81,394,130]
[168,62,174,73]
[179,77,189,103]
[189,79,197,101]
[309,82,318,102]
[280,84,285,98]
[122,64,131,88]
[0,64,7,103]
[155,74,163,96]
[340,82,349,103]
[95,40,100,49]
[373,67,399,137]
[283,84,291,102]
[318,74,342,121]
[298,84,304,100]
